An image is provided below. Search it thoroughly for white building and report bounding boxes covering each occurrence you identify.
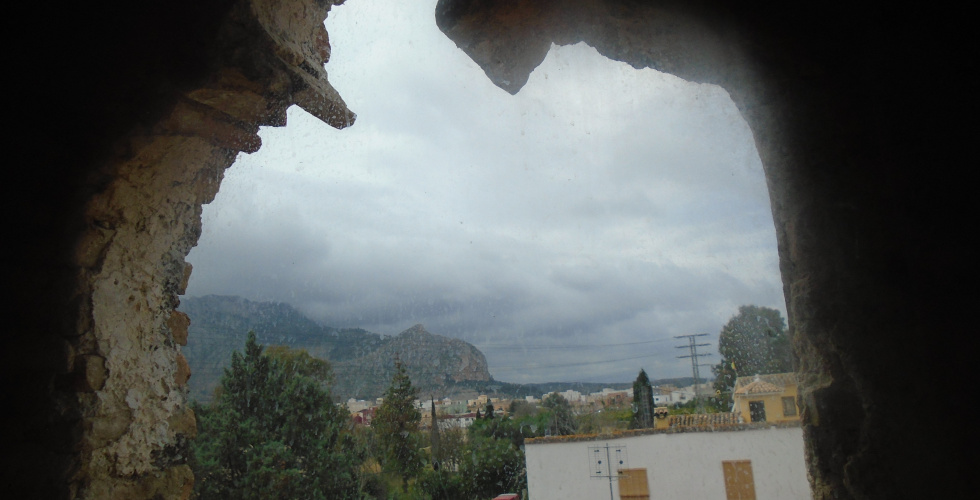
[442,412,478,429]
[544,390,584,403]
[668,383,712,405]
[524,423,808,500]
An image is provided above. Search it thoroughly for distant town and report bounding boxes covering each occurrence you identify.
[347,382,707,430]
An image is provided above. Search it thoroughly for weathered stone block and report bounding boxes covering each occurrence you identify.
[167,311,190,346]
[167,408,197,440]
[174,353,191,387]
[75,354,107,392]
[179,263,192,296]
[90,409,132,444]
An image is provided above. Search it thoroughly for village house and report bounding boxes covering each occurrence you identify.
[525,420,807,500]
[443,412,479,430]
[732,373,800,424]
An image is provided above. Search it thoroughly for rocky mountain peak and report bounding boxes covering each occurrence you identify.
[180,296,491,401]
[401,324,430,337]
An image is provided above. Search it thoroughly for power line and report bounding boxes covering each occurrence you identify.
[185,327,674,352]
[490,351,659,371]
[182,327,699,379]
[477,338,673,350]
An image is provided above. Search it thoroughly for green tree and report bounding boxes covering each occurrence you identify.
[418,468,469,500]
[192,332,360,499]
[576,403,632,434]
[264,344,333,383]
[507,399,536,419]
[459,432,527,498]
[419,413,534,499]
[451,415,529,498]
[629,369,656,429]
[469,414,535,449]
[373,356,423,491]
[432,423,466,474]
[712,305,794,405]
[542,392,577,436]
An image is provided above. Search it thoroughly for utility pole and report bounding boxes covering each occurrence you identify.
[675,334,712,413]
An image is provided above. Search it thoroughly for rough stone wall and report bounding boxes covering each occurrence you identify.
[77,135,228,497]
[73,2,355,495]
[7,1,353,498]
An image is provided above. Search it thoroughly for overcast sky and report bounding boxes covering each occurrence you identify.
[183,0,786,384]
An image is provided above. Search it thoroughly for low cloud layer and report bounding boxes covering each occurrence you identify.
[184,0,786,383]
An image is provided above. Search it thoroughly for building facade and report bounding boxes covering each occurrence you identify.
[525,423,808,500]
[732,373,800,424]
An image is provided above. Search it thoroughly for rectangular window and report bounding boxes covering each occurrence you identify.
[618,468,650,500]
[782,396,798,417]
[722,460,757,500]
[749,401,766,422]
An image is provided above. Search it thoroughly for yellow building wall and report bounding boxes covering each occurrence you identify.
[734,384,800,423]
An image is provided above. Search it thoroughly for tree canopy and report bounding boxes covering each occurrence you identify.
[542,392,577,436]
[264,344,333,384]
[192,332,360,499]
[712,305,794,404]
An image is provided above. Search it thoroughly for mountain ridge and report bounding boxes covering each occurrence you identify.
[179,295,491,402]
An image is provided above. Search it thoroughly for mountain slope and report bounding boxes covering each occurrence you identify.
[179,295,490,402]
[333,324,491,399]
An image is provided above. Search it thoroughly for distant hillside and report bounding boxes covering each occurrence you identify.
[331,323,493,400]
[179,295,491,402]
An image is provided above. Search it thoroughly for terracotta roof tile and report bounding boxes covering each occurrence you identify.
[733,372,796,391]
[735,379,783,395]
[524,420,801,445]
[668,413,740,427]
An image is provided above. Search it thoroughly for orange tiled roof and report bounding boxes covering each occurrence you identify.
[668,412,740,427]
[734,379,783,395]
[524,419,802,444]
[733,372,796,391]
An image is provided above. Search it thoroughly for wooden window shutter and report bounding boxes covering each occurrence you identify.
[618,468,650,500]
[722,460,756,500]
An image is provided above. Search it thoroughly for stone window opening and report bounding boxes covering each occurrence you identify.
[6,1,973,499]
[722,460,757,500]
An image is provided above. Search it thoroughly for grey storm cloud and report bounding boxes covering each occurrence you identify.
[184,0,786,384]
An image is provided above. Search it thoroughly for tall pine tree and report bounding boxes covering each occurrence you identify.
[373,356,423,490]
[630,369,656,429]
[192,332,360,499]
